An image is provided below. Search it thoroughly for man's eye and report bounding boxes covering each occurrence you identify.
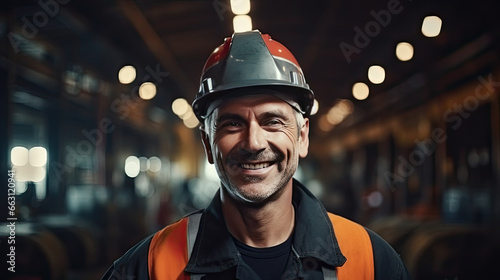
[226,121,241,127]
[219,121,242,129]
[266,119,283,126]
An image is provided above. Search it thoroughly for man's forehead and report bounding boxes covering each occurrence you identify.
[204,87,305,121]
[214,94,294,115]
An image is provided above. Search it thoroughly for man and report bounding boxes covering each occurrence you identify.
[102,30,409,280]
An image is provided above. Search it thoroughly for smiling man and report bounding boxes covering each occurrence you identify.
[102,30,409,280]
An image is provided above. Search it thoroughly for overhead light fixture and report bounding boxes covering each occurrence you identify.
[318,116,333,132]
[183,113,200,129]
[326,99,354,125]
[139,82,156,100]
[139,156,149,172]
[422,15,442,37]
[11,146,47,183]
[118,65,136,84]
[125,156,140,178]
[11,146,29,166]
[148,157,162,172]
[352,82,369,100]
[172,98,190,116]
[231,0,251,15]
[29,147,47,167]
[368,65,385,84]
[396,42,414,61]
[233,15,253,33]
[16,165,46,182]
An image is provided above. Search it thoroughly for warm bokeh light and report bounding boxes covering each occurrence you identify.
[327,110,345,125]
[352,82,370,100]
[14,165,46,182]
[172,98,199,128]
[396,42,414,61]
[180,107,194,120]
[29,147,47,167]
[326,99,354,125]
[118,65,136,84]
[139,82,156,100]
[172,98,190,116]
[11,146,47,183]
[233,15,253,33]
[336,99,354,115]
[231,0,251,15]
[183,113,200,128]
[318,115,333,132]
[368,65,385,84]
[11,146,29,166]
[422,15,442,37]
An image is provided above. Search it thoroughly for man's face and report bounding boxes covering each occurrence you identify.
[201,94,309,204]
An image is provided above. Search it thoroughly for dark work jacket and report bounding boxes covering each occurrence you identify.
[102,179,409,280]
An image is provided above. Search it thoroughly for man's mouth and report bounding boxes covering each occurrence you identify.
[240,162,272,170]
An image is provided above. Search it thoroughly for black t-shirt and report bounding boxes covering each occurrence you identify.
[232,234,293,280]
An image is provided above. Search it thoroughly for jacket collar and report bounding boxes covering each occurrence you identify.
[184,179,346,275]
[291,179,347,266]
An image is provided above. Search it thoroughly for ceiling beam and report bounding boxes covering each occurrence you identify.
[117,0,194,97]
[301,0,341,74]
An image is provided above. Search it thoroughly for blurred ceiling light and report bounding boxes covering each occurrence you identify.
[29,147,47,167]
[11,146,47,183]
[134,173,152,197]
[148,157,162,172]
[180,107,195,120]
[396,42,414,61]
[318,115,333,132]
[327,110,344,125]
[14,165,46,182]
[118,65,136,84]
[172,98,190,116]
[231,0,251,15]
[422,15,442,37]
[337,99,354,115]
[11,146,29,166]
[310,99,319,116]
[367,191,383,208]
[183,113,200,129]
[139,82,156,100]
[139,156,149,172]
[326,99,354,125]
[125,156,140,178]
[29,166,46,182]
[352,82,369,100]
[16,180,28,194]
[233,15,253,33]
[368,65,385,84]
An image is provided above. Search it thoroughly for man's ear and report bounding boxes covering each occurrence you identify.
[298,118,309,158]
[200,128,214,164]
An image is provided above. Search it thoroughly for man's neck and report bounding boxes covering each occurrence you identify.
[221,184,295,248]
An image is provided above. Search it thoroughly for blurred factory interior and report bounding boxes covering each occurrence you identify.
[1,0,500,279]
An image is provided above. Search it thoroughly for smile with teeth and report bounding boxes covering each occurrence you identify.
[240,162,272,170]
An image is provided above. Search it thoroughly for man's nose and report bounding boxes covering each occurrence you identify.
[240,121,267,154]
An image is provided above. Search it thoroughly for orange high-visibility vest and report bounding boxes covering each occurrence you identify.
[148,212,374,280]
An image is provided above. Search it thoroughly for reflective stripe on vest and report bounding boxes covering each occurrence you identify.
[149,212,373,280]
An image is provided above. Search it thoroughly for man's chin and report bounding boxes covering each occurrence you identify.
[229,184,284,206]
